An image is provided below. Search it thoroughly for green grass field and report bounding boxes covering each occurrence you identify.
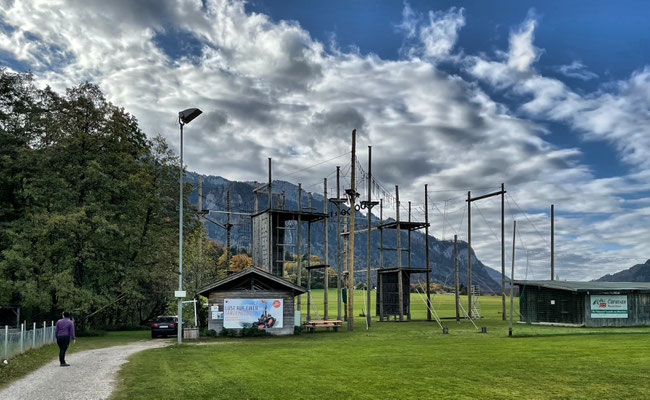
[112,290,650,399]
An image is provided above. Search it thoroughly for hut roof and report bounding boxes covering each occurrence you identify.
[515,280,650,293]
[197,267,307,295]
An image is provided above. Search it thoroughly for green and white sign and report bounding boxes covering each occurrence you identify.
[590,295,628,318]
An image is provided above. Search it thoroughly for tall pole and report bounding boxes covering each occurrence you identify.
[197,176,203,326]
[336,167,342,320]
[501,183,506,320]
[425,184,431,321]
[268,158,272,210]
[297,183,302,313]
[396,185,403,321]
[509,220,516,337]
[551,204,555,280]
[379,198,384,321]
[347,129,357,331]
[324,178,329,320]
[253,181,258,213]
[454,234,459,321]
[178,122,184,344]
[467,191,472,318]
[366,146,372,327]
[226,189,231,265]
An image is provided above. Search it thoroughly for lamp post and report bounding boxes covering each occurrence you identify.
[177,107,202,344]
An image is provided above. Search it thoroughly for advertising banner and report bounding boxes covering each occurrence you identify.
[224,298,283,328]
[590,295,628,318]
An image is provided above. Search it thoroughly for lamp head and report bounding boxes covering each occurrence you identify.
[179,108,202,125]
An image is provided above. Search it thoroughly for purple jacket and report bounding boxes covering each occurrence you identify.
[55,318,76,340]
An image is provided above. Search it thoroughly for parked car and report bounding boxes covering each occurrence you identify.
[151,315,182,338]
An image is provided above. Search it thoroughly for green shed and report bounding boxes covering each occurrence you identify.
[515,281,650,327]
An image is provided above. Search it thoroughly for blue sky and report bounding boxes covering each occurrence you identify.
[1,0,649,279]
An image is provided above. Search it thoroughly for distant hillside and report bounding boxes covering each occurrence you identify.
[595,260,650,282]
[185,172,502,292]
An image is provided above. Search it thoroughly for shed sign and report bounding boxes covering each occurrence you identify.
[590,295,628,318]
[224,298,283,329]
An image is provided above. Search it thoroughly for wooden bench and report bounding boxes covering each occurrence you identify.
[303,320,343,333]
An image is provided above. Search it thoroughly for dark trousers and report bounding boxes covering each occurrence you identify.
[56,336,70,364]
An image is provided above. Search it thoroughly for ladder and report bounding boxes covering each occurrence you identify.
[470,285,481,318]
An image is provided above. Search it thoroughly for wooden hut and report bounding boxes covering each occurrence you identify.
[198,267,306,335]
[516,280,650,327]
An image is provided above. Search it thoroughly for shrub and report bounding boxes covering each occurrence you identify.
[202,329,218,338]
[77,328,107,337]
[293,326,304,335]
[219,327,237,337]
[241,326,271,337]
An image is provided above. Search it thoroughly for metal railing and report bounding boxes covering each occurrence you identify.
[2,321,56,363]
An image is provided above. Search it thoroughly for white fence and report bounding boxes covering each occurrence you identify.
[1,322,56,362]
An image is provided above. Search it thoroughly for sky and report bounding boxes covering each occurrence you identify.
[1,0,649,281]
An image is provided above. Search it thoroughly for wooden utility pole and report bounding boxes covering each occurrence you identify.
[297,183,302,313]
[396,185,403,321]
[226,189,231,264]
[454,234,459,321]
[379,199,384,321]
[425,184,431,321]
[347,129,357,331]
[336,167,342,320]
[408,202,412,268]
[509,220,516,337]
[253,181,258,213]
[324,178,329,320]
[268,158,272,210]
[363,145,377,328]
[501,183,506,320]
[467,191,472,318]
[551,204,555,280]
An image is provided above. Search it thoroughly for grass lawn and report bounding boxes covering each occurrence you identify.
[0,330,151,388]
[112,290,650,399]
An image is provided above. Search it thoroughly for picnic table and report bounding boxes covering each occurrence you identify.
[302,320,343,333]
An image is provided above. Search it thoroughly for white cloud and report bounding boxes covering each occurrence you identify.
[1,0,649,280]
[397,3,465,60]
[507,17,541,72]
[557,61,599,81]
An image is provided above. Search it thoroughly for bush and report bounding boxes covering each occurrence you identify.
[219,327,237,337]
[77,328,107,337]
[100,324,149,331]
[241,326,271,337]
[201,328,217,337]
[293,326,304,335]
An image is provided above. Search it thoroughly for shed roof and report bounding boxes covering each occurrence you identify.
[251,208,327,223]
[514,280,650,292]
[198,267,307,295]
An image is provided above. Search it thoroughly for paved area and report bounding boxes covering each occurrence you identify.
[0,340,169,400]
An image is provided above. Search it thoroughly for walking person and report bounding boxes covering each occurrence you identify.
[55,311,76,367]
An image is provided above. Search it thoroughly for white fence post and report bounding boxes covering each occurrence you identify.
[3,325,7,362]
[51,321,54,343]
[20,323,25,353]
[42,321,46,345]
[32,322,36,349]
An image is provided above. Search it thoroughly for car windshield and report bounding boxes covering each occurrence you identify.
[156,317,176,323]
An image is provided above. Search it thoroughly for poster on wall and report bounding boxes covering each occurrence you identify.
[224,299,283,329]
[590,295,628,318]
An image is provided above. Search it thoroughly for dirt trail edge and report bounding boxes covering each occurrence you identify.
[0,340,169,400]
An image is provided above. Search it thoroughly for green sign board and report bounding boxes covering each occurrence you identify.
[590,295,628,319]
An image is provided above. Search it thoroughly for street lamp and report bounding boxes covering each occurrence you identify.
[177,107,202,344]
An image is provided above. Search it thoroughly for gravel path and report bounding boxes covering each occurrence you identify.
[0,340,169,400]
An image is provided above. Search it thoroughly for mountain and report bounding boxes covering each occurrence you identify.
[185,173,501,292]
[595,260,650,282]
